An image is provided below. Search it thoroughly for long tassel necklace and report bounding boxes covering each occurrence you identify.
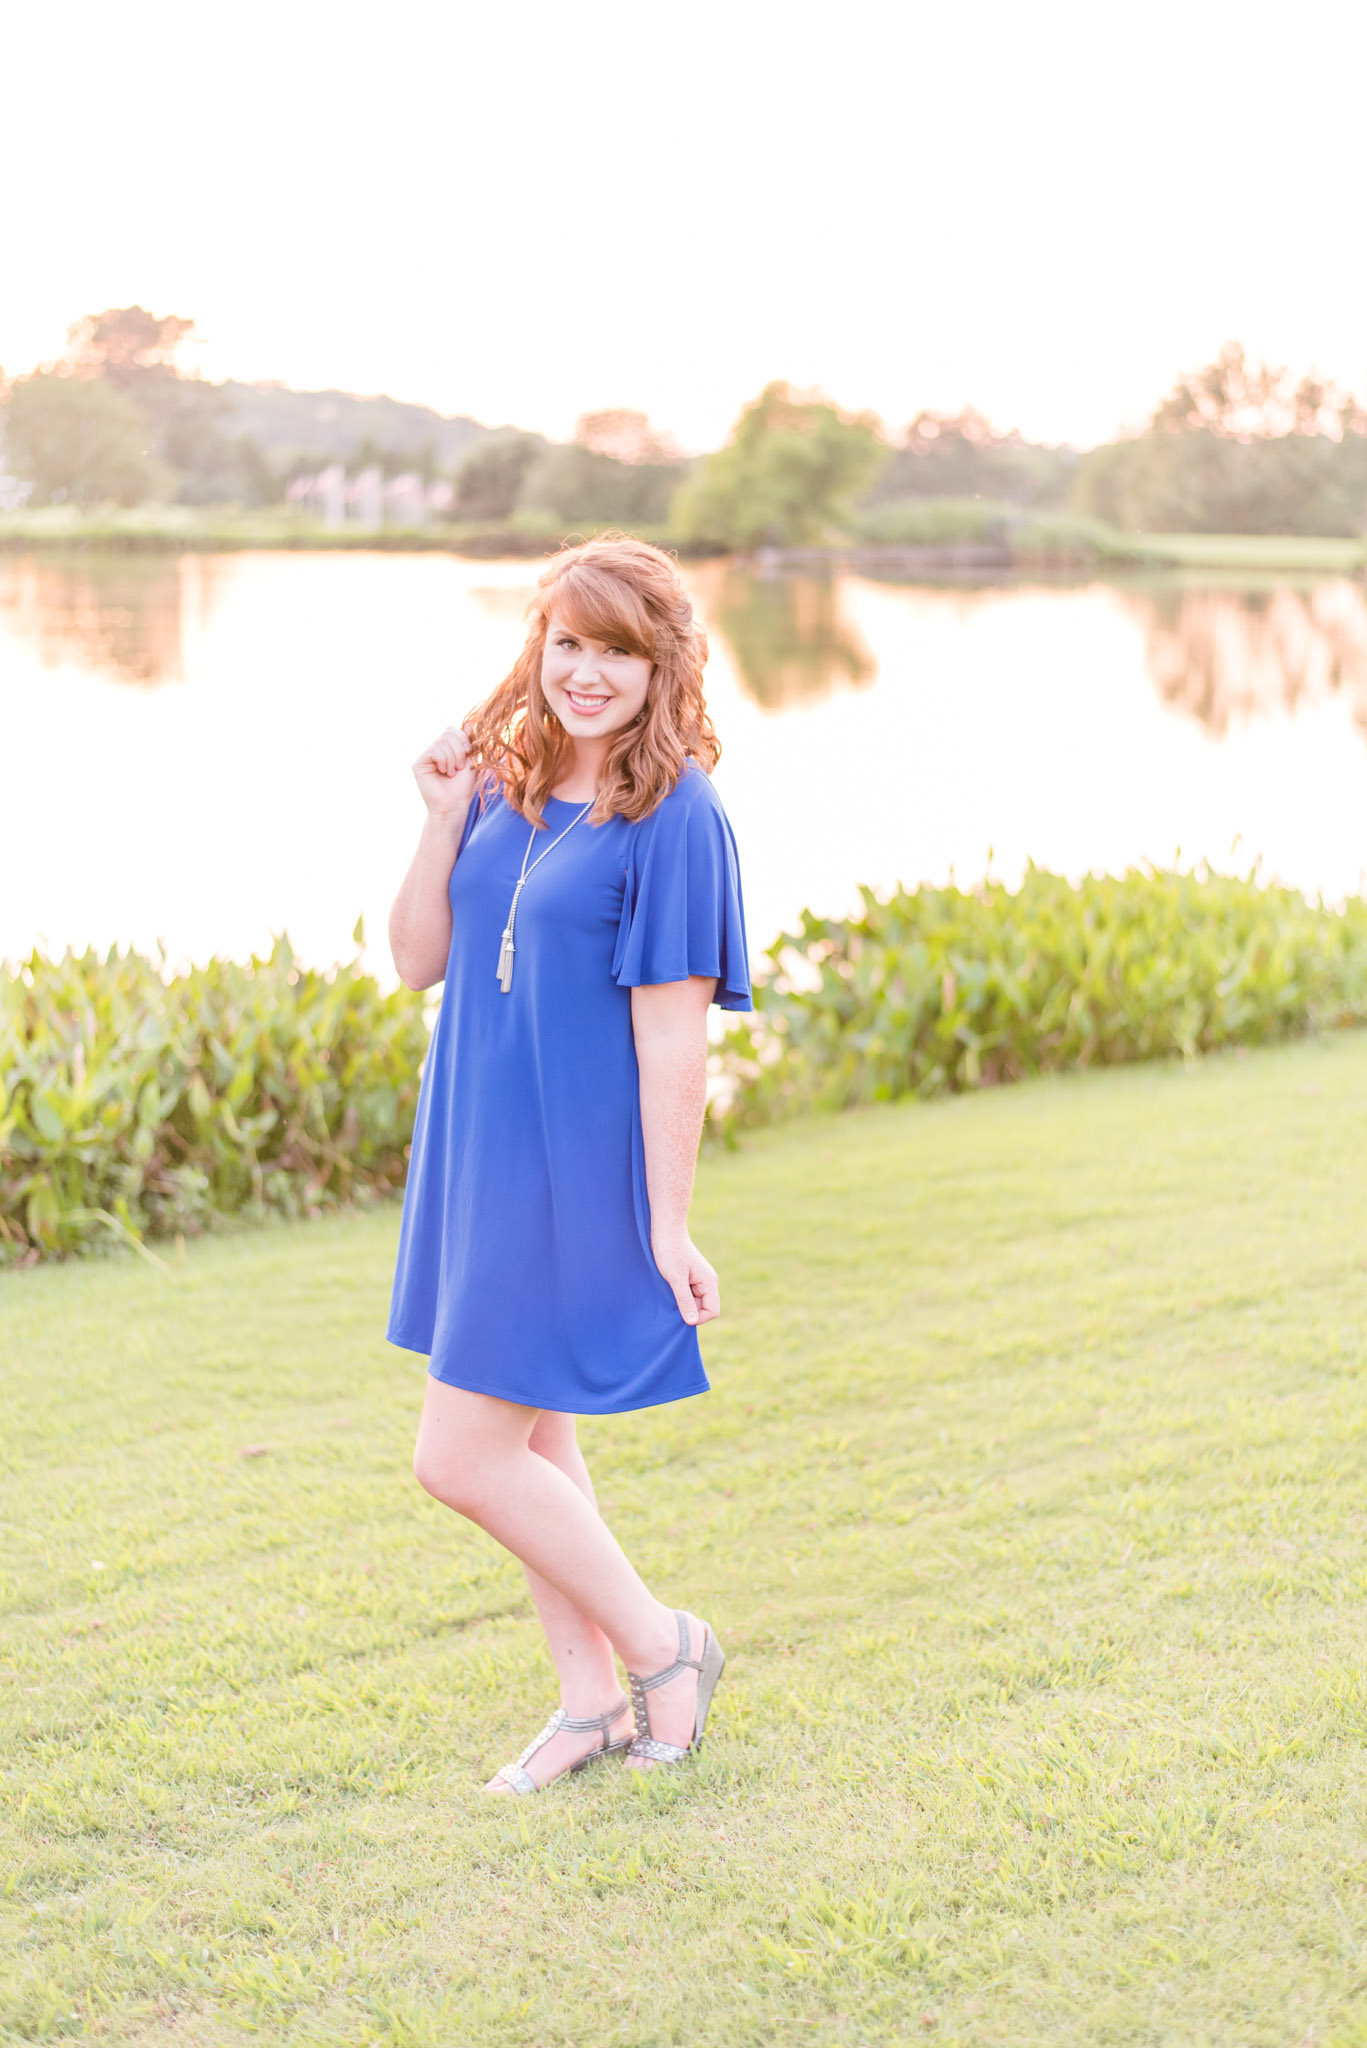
[497,801,593,992]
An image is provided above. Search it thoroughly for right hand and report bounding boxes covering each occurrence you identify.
[412,725,478,817]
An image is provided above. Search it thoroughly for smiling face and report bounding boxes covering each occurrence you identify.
[539,610,654,742]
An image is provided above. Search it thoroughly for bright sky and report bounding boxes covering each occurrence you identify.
[7,0,1365,452]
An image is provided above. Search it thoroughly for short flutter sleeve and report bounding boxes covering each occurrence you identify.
[613,771,753,1011]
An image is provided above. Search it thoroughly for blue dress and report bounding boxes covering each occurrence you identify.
[386,763,752,1413]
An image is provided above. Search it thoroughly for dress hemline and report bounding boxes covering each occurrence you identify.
[387,1332,710,1415]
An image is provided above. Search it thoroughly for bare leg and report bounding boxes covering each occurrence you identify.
[413,1379,700,1784]
[522,1410,622,1712]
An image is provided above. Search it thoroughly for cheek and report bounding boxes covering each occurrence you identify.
[623,668,653,719]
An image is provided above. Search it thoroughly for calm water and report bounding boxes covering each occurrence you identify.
[4,550,1367,976]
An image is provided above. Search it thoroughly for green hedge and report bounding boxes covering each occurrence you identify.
[9,870,1367,1262]
[0,936,427,1264]
[714,866,1367,1129]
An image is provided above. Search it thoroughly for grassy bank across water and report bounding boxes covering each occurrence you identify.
[3,504,1363,574]
[4,1032,1367,2043]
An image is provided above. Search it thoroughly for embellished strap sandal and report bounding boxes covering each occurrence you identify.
[627,1610,726,1765]
[490,1695,633,1795]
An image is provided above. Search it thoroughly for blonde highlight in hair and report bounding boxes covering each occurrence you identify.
[462,533,720,826]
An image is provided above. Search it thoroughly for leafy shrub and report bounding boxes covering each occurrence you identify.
[1006,510,1143,565]
[845,497,1145,564]
[847,497,1010,546]
[0,935,428,1263]
[714,867,1367,1129]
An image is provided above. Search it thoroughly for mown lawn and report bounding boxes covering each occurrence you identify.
[1134,532,1367,573]
[3,1034,1367,2047]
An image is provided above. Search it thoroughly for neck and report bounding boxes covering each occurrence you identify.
[551,737,609,802]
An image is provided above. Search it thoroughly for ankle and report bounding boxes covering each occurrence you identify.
[559,1683,628,1721]
[622,1604,686,1674]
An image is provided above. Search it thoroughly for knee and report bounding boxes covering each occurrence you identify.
[413,1438,488,1517]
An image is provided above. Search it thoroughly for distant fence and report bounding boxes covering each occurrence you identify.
[285,467,454,529]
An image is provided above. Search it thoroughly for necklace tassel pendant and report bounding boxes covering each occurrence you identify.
[496,805,589,1000]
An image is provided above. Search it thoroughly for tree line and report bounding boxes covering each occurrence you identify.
[2,309,1365,543]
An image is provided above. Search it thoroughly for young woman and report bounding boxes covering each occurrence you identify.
[386,534,751,1794]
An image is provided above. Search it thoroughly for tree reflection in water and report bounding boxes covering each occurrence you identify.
[0,552,220,686]
[697,563,875,708]
[1128,578,1367,737]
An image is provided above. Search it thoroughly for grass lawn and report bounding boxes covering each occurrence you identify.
[4,1034,1367,2047]
[1134,533,1367,573]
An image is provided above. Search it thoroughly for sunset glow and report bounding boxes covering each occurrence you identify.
[8,0,1365,448]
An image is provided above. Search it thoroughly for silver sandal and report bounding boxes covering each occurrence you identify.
[627,1610,725,1765]
[490,1694,633,1794]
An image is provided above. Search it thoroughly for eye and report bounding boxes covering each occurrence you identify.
[557,636,579,650]
[607,646,630,658]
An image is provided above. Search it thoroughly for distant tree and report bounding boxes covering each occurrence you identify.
[868,407,1072,508]
[517,440,681,529]
[1073,343,1367,536]
[59,304,269,507]
[573,409,679,465]
[1149,341,1367,441]
[671,382,886,548]
[65,306,198,390]
[453,432,543,520]
[4,371,172,507]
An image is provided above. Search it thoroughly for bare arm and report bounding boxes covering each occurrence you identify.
[631,975,718,1326]
[389,725,477,991]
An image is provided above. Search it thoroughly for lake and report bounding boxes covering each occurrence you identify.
[4,549,1366,978]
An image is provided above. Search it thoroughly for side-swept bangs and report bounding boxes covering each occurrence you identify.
[547,562,656,661]
[461,534,719,827]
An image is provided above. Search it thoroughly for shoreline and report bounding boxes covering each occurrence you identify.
[0,511,1363,577]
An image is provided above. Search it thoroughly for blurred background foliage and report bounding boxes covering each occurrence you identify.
[8,873,1367,1262]
[5,312,1365,546]
[1072,343,1367,537]
[0,933,426,1264]
[670,382,886,548]
[713,866,1367,1132]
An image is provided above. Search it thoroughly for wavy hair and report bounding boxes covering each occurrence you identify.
[463,533,719,826]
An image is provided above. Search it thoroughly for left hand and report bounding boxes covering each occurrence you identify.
[652,1231,720,1327]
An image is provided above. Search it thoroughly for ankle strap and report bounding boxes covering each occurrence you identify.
[558,1694,630,1734]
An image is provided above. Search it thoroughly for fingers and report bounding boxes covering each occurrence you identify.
[414,726,473,779]
[667,1271,698,1326]
[658,1250,720,1328]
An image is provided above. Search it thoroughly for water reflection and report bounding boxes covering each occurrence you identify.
[696,563,875,707]
[0,552,221,685]
[10,550,1364,743]
[1124,579,1367,737]
[6,548,1367,977]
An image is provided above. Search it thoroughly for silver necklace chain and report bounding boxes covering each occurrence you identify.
[496,802,592,993]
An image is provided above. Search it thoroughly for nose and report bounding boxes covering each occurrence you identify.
[571,650,606,685]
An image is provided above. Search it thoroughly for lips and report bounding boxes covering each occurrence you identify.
[565,691,611,715]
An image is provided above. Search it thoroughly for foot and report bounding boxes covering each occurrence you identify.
[624,1613,706,1771]
[484,1699,634,1794]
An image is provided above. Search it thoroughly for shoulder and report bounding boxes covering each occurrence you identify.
[642,759,730,831]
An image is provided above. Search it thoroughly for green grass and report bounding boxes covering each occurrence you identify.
[1134,532,1367,572]
[0,507,546,556]
[3,505,1363,574]
[4,1033,1367,2045]
[0,510,718,560]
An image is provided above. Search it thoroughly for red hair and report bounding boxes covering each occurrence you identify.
[463,533,719,826]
